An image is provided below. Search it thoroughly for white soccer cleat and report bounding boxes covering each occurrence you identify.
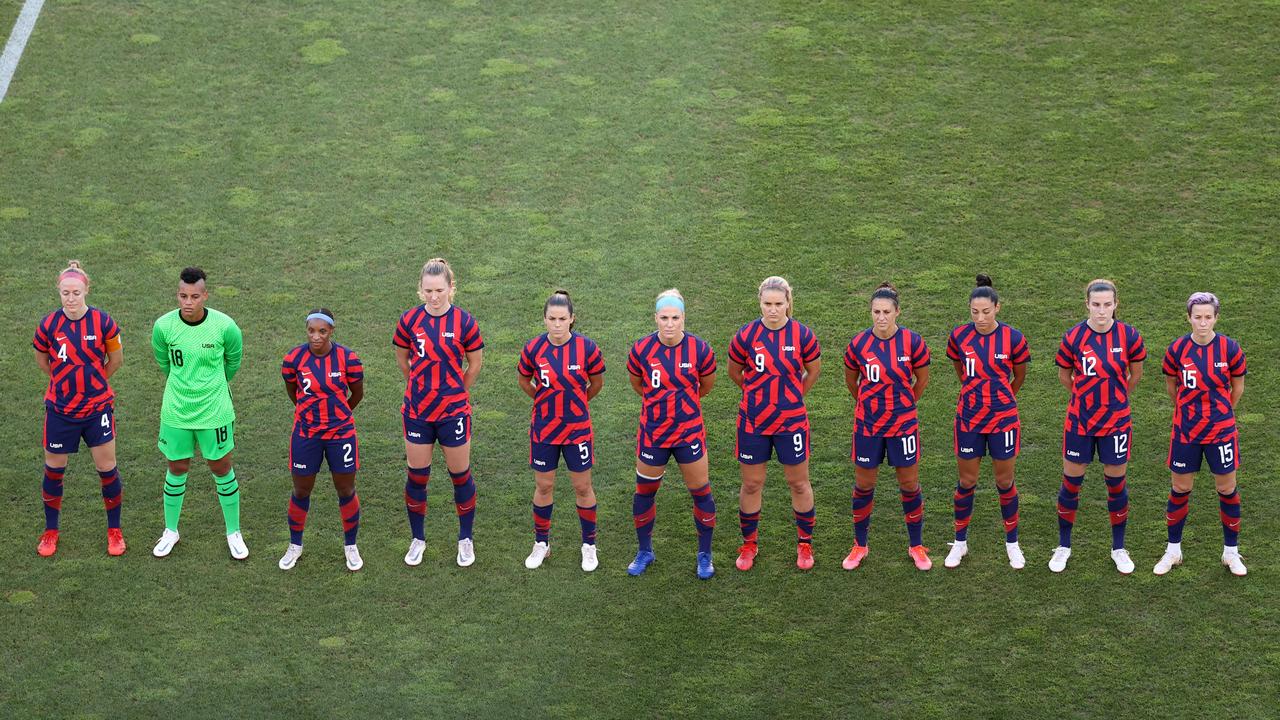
[1006,542,1026,570]
[1222,547,1247,577]
[1111,548,1135,575]
[344,544,363,572]
[943,541,968,569]
[227,531,249,560]
[1153,543,1182,576]
[404,538,426,566]
[1048,546,1072,573]
[278,543,303,570]
[152,529,180,558]
[457,538,475,567]
[525,541,550,569]
[581,543,599,572]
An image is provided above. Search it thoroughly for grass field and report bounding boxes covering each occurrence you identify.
[2,1,1279,718]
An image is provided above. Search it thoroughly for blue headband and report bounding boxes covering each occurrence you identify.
[655,296,685,313]
[306,312,334,326]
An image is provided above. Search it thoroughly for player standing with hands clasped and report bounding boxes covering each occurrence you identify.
[151,267,247,559]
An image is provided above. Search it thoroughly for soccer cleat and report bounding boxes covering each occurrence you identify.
[278,543,303,570]
[944,541,968,569]
[735,542,758,571]
[107,528,127,556]
[456,538,476,567]
[580,543,598,572]
[344,544,363,572]
[627,549,655,576]
[1048,546,1072,573]
[1111,548,1134,575]
[1005,542,1026,570]
[37,529,59,557]
[525,541,550,569]
[404,538,426,566]
[1222,548,1247,577]
[1153,549,1182,576]
[842,544,869,570]
[152,529,180,558]
[696,551,715,580]
[909,545,932,571]
[227,531,249,561]
[796,543,815,570]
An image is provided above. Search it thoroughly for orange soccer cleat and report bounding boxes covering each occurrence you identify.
[107,528,127,556]
[908,545,932,571]
[842,543,869,570]
[735,542,758,571]
[37,529,59,557]
[796,543,815,570]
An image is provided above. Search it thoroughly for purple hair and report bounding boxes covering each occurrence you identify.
[1186,292,1220,315]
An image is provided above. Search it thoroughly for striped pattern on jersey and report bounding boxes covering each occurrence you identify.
[945,322,1030,434]
[151,308,243,428]
[33,307,120,417]
[518,332,605,445]
[1055,320,1147,436]
[282,343,364,439]
[1162,333,1246,444]
[728,318,821,435]
[626,332,716,448]
[393,305,484,422]
[843,326,931,437]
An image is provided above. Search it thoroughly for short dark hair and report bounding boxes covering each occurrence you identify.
[970,273,999,304]
[180,267,207,285]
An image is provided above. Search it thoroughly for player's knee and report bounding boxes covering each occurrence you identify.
[168,459,191,475]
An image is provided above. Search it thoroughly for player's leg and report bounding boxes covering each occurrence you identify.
[630,451,666,575]
[567,442,598,572]
[1155,467,1194,575]
[403,414,434,565]
[332,470,361,571]
[440,417,476,566]
[88,437,125,556]
[280,471,316,570]
[38,449,68,556]
[1211,436,1244,576]
[779,430,815,570]
[1099,431,1132,573]
[200,422,244,559]
[992,454,1023,569]
[675,447,715,579]
[895,463,930,571]
[946,451,980,569]
[1051,431,1091,572]
[527,454,556,570]
[155,422,196,557]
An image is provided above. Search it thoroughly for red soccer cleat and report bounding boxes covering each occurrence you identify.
[909,545,933,571]
[107,528,127,556]
[842,543,869,570]
[735,542,758,571]
[37,529,59,557]
[796,543,815,570]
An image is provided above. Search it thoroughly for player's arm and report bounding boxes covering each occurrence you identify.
[628,370,646,397]
[911,364,930,400]
[152,320,171,375]
[347,379,364,410]
[727,360,745,389]
[586,373,604,401]
[1057,366,1073,391]
[951,359,965,382]
[1230,375,1244,407]
[519,368,537,399]
[1126,360,1144,390]
[1163,374,1178,403]
[394,344,412,382]
[103,347,124,380]
[462,349,483,391]
[284,379,299,403]
[800,358,822,395]
[223,321,244,381]
[697,371,716,397]
[844,364,861,397]
[1011,362,1027,395]
[34,349,52,377]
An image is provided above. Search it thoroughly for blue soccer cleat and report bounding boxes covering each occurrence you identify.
[696,551,715,580]
[627,549,655,576]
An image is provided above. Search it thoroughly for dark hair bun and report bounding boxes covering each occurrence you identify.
[553,289,571,299]
[975,273,993,287]
[876,281,897,292]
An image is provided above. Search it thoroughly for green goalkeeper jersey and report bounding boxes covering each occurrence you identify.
[151,308,243,429]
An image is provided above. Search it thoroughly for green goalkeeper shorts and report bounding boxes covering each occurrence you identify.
[158,421,235,461]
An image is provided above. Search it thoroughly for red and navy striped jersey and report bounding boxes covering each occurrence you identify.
[945,322,1030,434]
[728,318,821,435]
[282,343,364,439]
[393,305,484,422]
[843,327,931,437]
[518,332,605,445]
[1055,320,1147,436]
[627,332,717,448]
[1162,333,1246,444]
[33,307,121,418]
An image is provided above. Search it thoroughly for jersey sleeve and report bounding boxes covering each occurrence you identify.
[1127,327,1147,363]
[1161,343,1179,376]
[626,343,643,376]
[223,318,244,382]
[801,324,821,363]
[1011,331,1030,364]
[32,318,51,353]
[945,330,961,362]
[517,341,536,377]
[1228,339,1247,376]
[585,340,605,375]
[346,348,365,382]
[103,314,122,352]
[462,313,484,352]
[843,338,859,371]
[911,331,931,367]
[1054,334,1075,369]
[281,350,298,382]
[392,312,412,349]
[728,328,748,366]
[152,318,171,374]
[697,337,717,375]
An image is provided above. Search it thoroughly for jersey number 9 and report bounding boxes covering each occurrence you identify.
[753,353,766,373]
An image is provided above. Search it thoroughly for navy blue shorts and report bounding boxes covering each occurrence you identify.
[737,427,808,466]
[1168,434,1238,475]
[290,431,359,476]
[638,439,705,467]
[531,439,593,472]
[403,412,470,447]
[955,421,1020,460]
[853,429,919,468]
[44,405,114,454]
[1063,429,1130,466]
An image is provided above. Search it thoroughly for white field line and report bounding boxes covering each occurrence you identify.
[0,0,46,103]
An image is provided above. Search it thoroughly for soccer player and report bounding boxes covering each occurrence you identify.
[277,309,366,572]
[842,282,933,571]
[625,289,719,580]
[729,276,822,571]
[151,267,247,559]
[395,258,484,568]
[1050,279,1146,574]
[1154,292,1248,576]
[518,291,605,572]
[33,261,126,557]
[941,275,1030,570]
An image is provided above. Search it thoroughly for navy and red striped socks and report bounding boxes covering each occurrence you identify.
[999,483,1020,542]
[533,502,553,543]
[901,488,924,547]
[1219,488,1241,546]
[98,467,123,529]
[1056,473,1083,546]
[577,504,597,545]
[450,466,476,540]
[952,484,975,542]
[340,493,360,545]
[634,472,661,552]
[689,483,715,554]
[405,465,429,541]
[739,509,760,544]
[1105,474,1128,549]
[287,494,310,544]
[794,506,815,545]
[42,465,65,530]
[1166,489,1191,543]
[851,486,874,546]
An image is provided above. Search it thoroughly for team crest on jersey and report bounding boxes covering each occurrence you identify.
[897,356,910,362]
[84,335,97,340]
[783,346,796,352]
[679,362,693,368]
[569,364,581,370]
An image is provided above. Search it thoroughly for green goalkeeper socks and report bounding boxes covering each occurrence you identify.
[163,471,188,531]
[213,470,241,534]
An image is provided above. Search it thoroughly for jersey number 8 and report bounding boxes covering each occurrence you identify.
[650,369,662,388]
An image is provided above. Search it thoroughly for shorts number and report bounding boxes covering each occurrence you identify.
[342,443,354,464]
[650,369,662,388]
[865,363,881,382]
[793,432,804,453]
[1113,433,1128,455]
[578,442,591,462]
[101,413,111,428]
[1081,356,1097,376]
[901,435,917,455]
[57,344,68,361]
[537,369,550,388]
[456,417,466,436]
[754,353,766,373]
[964,357,976,378]
[215,426,229,444]
[1219,442,1234,465]
[1003,430,1015,449]
[415,339,426,357]
[1182,369,1197,389]
[170,348,184,367]
[299,376,313,395]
